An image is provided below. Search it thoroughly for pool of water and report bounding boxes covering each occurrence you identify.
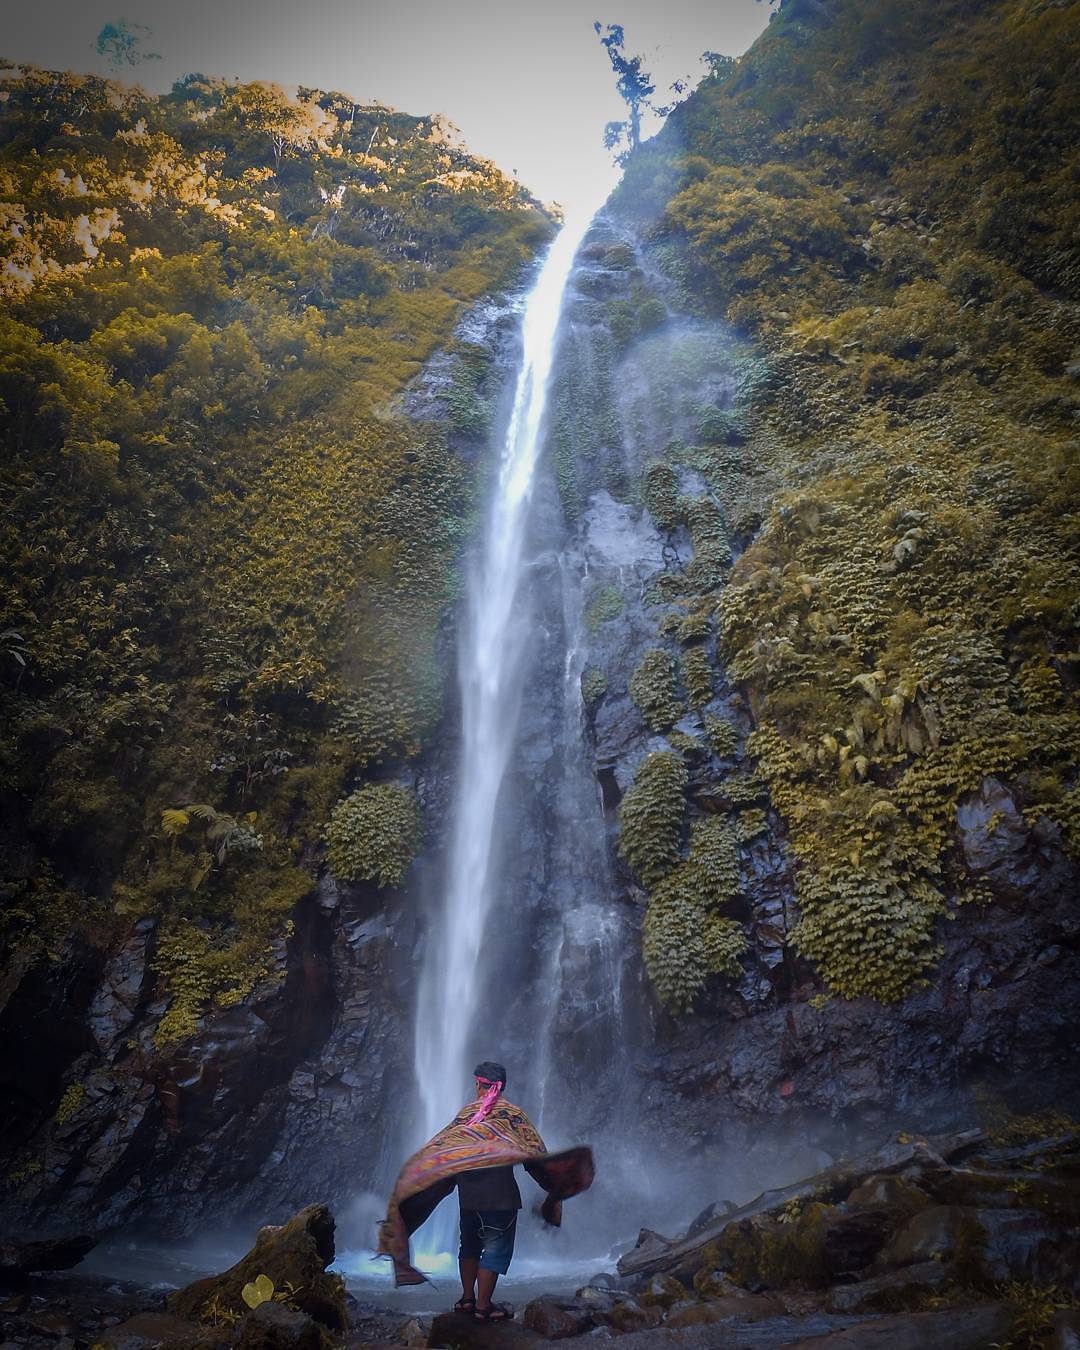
[80,1233,619,1322]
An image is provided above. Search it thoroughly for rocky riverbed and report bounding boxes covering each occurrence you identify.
[5,1123,1078,1349]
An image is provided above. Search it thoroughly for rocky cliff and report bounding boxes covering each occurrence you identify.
[3,0,1079,1250]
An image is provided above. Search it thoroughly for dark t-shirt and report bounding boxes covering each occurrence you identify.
[456,1164,522,1212]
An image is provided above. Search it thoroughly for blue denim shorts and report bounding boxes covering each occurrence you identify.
[458,1208,517,1274]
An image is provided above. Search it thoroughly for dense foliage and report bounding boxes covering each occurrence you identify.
[612,0,1080,1003]
[0,61,551,1043]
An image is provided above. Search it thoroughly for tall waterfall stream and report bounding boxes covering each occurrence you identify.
[371,209,819,1288]
[411,211,600,1263]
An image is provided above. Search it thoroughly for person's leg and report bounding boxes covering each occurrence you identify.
[474,1211,516,1319]
[456,1210,482,1310]
[476,1266,499,1310]
[458,1257,478,1306]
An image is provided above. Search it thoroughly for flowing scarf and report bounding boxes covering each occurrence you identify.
[377,1097,594,1286]
[468,1075,503,1125]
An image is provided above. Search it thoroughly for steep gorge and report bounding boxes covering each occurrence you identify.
[2,0,1079,1266]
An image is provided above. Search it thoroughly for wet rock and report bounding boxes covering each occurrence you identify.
[692,1268,746,1300]
[824,1261,948,1313]
[395,1317,428,1347]
[234,1301,326,1349]
[26,1310,78,1337]
[686,1199,736,1237]
[934,1166,1080,1220]
[956,779,1029,882]
[821,1207,899,1275]
[96,1311,218,1347]
[597,1297,662,1334]
[664,1294,784,1327]
[0,1233,96,1278]
[618,1135,944,1279]
[845,1175,931,1213]
[1050,1308,1080,1350]
[166,1204,346,1332]
[879,1204,984,1268]
[637,1274,688,1309]
[427,1310,545,1347]
[87,922,153,1053]
[521,1296,593,1338]
[785,1302,1013,1348]
[881,1203,1080,1289]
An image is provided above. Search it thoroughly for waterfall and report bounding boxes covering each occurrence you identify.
[412,209,596,1257]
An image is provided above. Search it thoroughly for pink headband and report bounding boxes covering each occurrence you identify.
[467,1075,503,1125]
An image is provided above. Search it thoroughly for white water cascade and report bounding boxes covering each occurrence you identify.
[411,209,596,1258]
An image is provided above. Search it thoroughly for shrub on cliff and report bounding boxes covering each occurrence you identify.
[618,751,688,886]
[630,649,685,732]
[326,784,420,889]
[0,62,552,1047]
[609,0,1080,1005]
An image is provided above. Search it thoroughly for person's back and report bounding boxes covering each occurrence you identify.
[456,1163,521,1213]
[453,1061,527,1322]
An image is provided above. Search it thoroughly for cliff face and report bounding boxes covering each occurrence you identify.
[577,0,1080,1118]
[535,205,1079,1167]
[0,64,549,1233]
[3,0,1080,1243]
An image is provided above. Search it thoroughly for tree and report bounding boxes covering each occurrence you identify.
[701,51,737,81]
[594,22,653,160]
[95,19,161,68]
[594,21,688,164]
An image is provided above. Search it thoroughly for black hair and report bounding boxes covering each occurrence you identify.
[473,1060,507,1088]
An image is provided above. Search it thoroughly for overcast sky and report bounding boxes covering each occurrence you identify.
[6,0,770,212]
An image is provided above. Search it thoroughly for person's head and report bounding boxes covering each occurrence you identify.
[472,1060,507,1095]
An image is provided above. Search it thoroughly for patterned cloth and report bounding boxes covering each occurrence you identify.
[378,1096,594,1286]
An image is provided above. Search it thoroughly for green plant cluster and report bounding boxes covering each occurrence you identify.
[704,715,740,759]
[620,752,749,1011]
[629,648,685,732]
[580,666,608,707]
[680,646,713,708]
[0,62,552,1047]
[585,584,625,634]
[643,460,682,532]
[325,783,420,889]
[617,751,688,887]
[606,0,1080,1002]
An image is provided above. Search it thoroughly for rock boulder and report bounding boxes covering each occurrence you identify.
[166,1204,347,1332]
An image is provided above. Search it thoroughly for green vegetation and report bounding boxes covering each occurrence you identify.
[325,783,420,889]
[621,754,748,1012]
[0,63,551,1043]
[585,584,625,633]
[581,666,608,707]
[642,460,682,531]
[610,0,1080,1003]
[704,715,740,758]
[629,648,685,731]
[680,646,713,708]
[618,751,688,887]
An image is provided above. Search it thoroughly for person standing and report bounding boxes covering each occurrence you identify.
[378,1057,594,1324]
[453,1061,525,1321]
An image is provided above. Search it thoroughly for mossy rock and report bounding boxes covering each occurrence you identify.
[638,1273,690,1309]
[713,1203,836,1289]
[847,1174,933,1215]
[166,1204,347,1331]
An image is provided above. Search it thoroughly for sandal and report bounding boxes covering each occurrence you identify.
[474,1303,514,1322]
[453,1297,476,1313]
